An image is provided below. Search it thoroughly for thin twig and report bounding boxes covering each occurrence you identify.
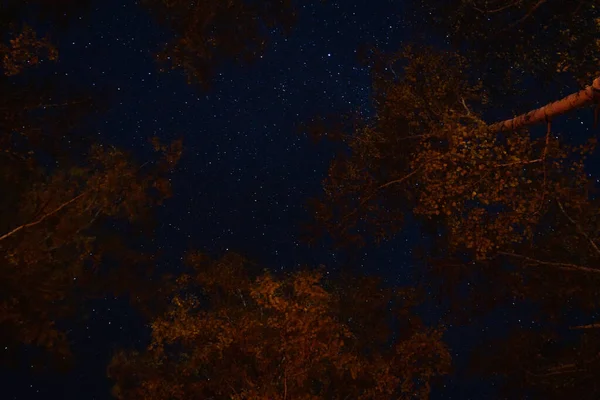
[502,0,547,32]
[495,158,542,167]
[397,134,435,141]
[473,0,523,14]
[526,367,582,377]
[570,323,600,330]
[376,166,424,191]
[498,251,600,274]
[284,370,288,400]
[557,201,600,257]
[0,192,86,243]
[460,97,471,116]
[237,289,247,307]
[341,164,426,224]
[537,121,551,214]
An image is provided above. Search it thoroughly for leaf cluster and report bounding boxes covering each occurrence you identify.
[108,252,451,400]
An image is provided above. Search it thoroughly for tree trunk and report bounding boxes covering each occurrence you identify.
[489,76,600,132]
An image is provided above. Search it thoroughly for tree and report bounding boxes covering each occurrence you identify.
[108,251,451,399]
[1,0,92,76]
[141,0,314,89]
[0,1,183,370]
[0,136,182,367]
[411,0,600,112]
[490,76,600,132]
[468,324,600,399]
[0,24,57,76]
[303,42,600,395]
[442,190,600,396]
[306,44,597,260]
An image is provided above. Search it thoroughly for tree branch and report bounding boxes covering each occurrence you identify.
[460,96,471,116]
[473,0,523,14]
[498,251,600,274]
[526,366,582,377]
[0,192,86,243]
[495,158,542,167]
[570,323,600,330]
[340,164,425,224]
[503,0,547,31]
[376,165,425,191]
[557,201,600,257]
[489,76,600,133]
[284,369,288,400]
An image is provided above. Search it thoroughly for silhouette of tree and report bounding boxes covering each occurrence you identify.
[108,251,451,399]
[142,0,314,89]
[306,44,597,261]
[0,2,182,370]
[468,324,600,399]
[1,0,92,75]
[0,24,57,76]
[0,136,182,368]
[303,41,600,395]
[411,0,600,111]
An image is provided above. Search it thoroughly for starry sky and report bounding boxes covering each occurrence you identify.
[4,0,600,398]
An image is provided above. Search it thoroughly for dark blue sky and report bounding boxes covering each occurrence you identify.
[5,0,599,398]
[54,0,408,269]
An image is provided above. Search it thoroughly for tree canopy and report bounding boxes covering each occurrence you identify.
[412,0,600,110]
[0,135,182,367]
[3,0,600,397]
[142,0,315,89]
[108,252,451,400]
[303,29,600,397]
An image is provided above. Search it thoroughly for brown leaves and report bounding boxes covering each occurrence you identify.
[143,0,305,88]
[417,0,600,116]
[108,253,451,399]
[310,43,598,262]
[307,42,600,396]
[0,138,183,365]
[0,25,58,76]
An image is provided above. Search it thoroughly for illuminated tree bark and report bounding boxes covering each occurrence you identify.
[490,76,600,132]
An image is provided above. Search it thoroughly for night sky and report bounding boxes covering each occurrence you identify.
[4,0,599,398]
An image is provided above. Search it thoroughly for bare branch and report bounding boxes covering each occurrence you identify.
[460,96,471,116]
[376,166,424,191]
[340,164,426,224]
[495,158,542,167]
[284,370,288,400]
[0,192,86,243]
[526,366,583,377]
[570,323,600,330]
[473,0,523,14]
[503,0,547,31]
[557,201,600,257]
[498,251,600,275]
[489,76,600,133]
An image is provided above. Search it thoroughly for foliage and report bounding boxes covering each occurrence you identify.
[305,45,484,247]
[108,252,451,399]
[469,326,600,399]
[0,137,182,366]
[142,0,314,89]
[1,0,92,76]
[411,0,600,109]
[0,24,57,76]
[305,39,600,395]
[307,44,596,260]
[0,0,181,371]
